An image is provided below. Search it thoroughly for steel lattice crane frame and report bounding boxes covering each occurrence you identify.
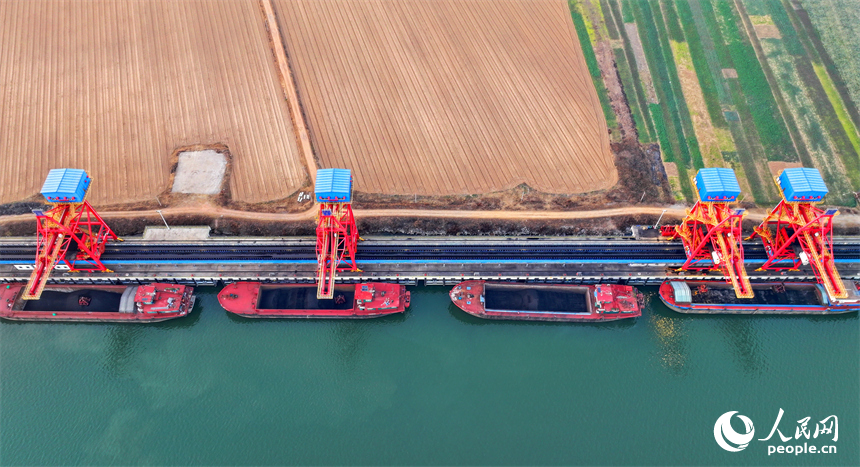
[747,201,846,300]
[316,202,360,299]
[665,202,754,298]
[23,201,118,300]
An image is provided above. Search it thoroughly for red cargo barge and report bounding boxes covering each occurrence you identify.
[217,282,410,318]
[449,281,642,322]
[659,280,860,314]
[1,283,196,323]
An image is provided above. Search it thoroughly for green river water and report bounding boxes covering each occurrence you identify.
[1,286,857,466]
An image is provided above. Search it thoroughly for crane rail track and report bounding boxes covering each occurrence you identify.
[1,240,858,262]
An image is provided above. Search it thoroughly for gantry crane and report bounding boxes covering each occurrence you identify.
[23,169,118,300]
[747,167,846,301]
[663,168,753,298]
[315,168,360,299]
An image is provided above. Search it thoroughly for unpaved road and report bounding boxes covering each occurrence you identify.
[4,204,857,229]
[0,205,682,227]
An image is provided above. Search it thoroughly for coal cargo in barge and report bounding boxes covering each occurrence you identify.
[0,283,196,323]
[449,281,643,322]
[217,282,410,318]
[659,280,860,314]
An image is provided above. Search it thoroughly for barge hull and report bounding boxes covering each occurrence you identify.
[468,311,634,322]
[1,284,196,322]
[218,282,410,318]
[659,280,860,314]
[0,313,188,323]
[229,311,398,319]
[450,281,642,322]
[660,303,858,315]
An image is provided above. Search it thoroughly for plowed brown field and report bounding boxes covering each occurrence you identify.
[0,0,305,206]
[274,0,616,196]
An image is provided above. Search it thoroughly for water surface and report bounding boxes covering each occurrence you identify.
[1,286,857,465]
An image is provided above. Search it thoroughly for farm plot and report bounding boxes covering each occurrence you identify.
[274,0,616,196]
[801,0,860,121]
[738,0,859,204]
[583,0,859,206]
[0,0,306,206]
[756,37,854,202]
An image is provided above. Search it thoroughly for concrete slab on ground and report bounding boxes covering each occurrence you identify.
[172,150,227,194]
[143,226,211,241]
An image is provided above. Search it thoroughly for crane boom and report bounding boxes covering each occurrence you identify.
[747,169,845,301]
[663,168,753,299]
[23,170,117,300]
[314,169,360,299]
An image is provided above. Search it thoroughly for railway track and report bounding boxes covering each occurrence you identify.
[1,239,858,262]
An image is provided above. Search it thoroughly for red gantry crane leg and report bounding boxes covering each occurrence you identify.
[663,168,753,298]
[747,168,846,301]
[23,169,118,300]
[315,169,360,299]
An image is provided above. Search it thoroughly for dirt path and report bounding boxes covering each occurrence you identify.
[581,0,637,143]
[0,204,816,226]
[4,203,859,236]
[0,204,680,225]
[259,0,317,183]
[4,175,859,230]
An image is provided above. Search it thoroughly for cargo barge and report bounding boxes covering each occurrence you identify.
[449,281,642,322]
[217,282,410,318]
[659,280,860,314]
[1,283,196,322]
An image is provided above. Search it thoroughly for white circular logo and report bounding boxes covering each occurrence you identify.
[714,411,755,452]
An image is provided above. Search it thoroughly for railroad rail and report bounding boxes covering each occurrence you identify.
[1,238,859,262]
[1,236,858,287]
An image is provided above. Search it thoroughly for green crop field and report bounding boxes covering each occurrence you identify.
[569,0,860,207]
[568,1,618,136]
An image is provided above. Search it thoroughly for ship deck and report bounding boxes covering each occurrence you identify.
[22,289,124,312]
[689,284,821,305]
[449,281,640,322]
[484,284,589,313]
[659,280,860,314]
[258,286,355,310]
[1,284,193,322]
[217,282,408,318]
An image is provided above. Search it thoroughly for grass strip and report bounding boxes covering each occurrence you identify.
[697,0,780,201]
[779,1,860,189]
[615,48,653,142]
[812,64,860,169]
[598,0,620,40]
[675,0,729,127]
[710,0,795,161]
[725,78,776,203]
[633,1,696,199]
[695,0,733,70]
[607,0,657,141]
[789,1,860,135]
[651,103,693,200]
[660,0,685,42]
[620,0,634,23]
[794,58,860,189]
[569,1,618,132]
[651,1,705,170]
[731,0,810,166]
[759,0,804,55]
